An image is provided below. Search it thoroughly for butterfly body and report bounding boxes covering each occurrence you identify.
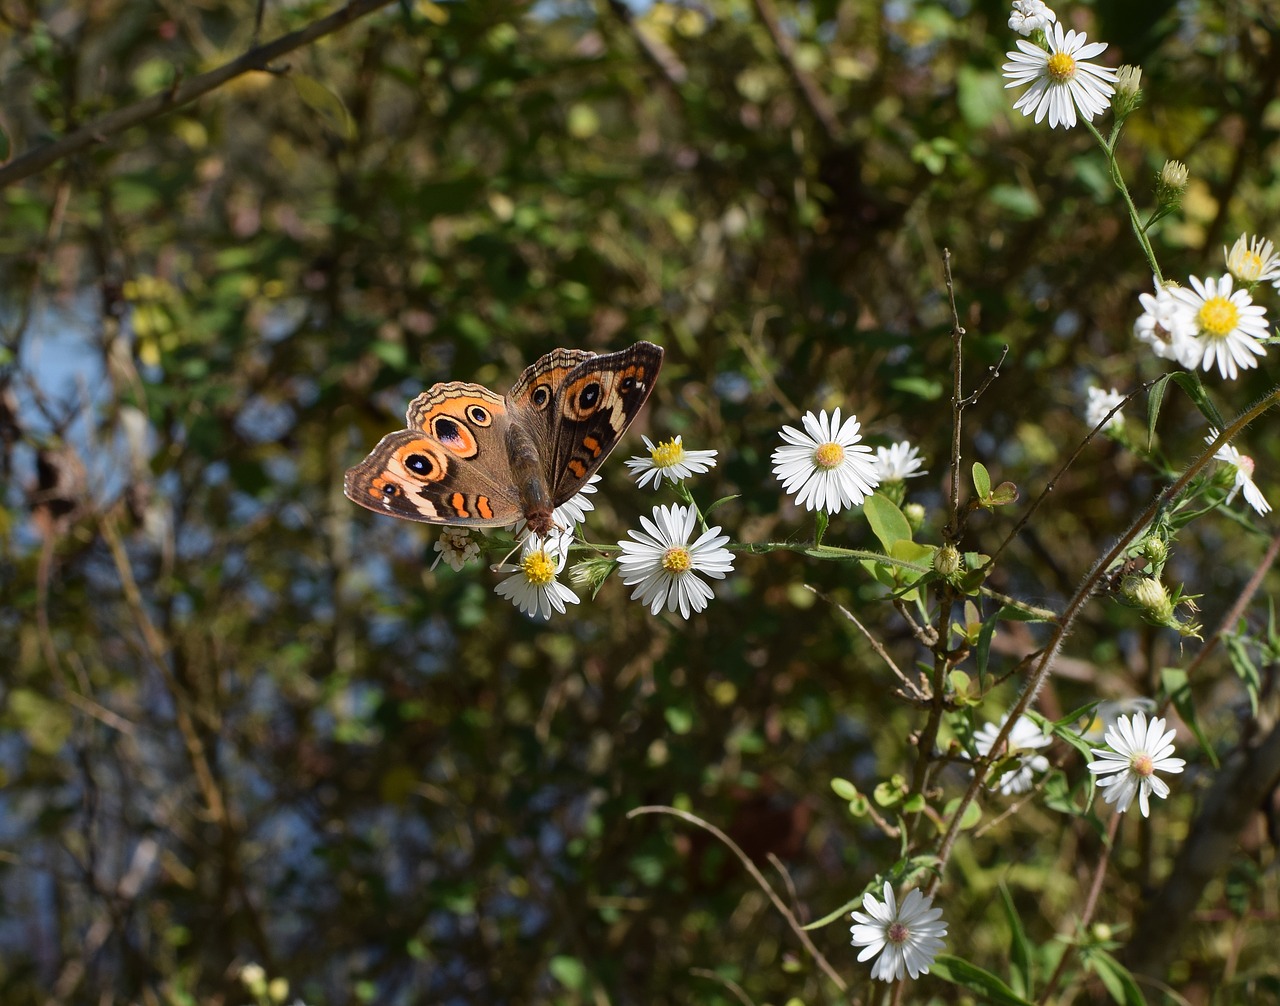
[344,342,664,536]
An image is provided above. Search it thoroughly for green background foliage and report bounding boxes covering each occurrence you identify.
[1,1,1278,1003]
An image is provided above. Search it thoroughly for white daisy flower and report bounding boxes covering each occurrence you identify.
[1225,234,1280,286]
[1002,22,1118,129]
[1170,274,1270,379]
[973,714,1052,795]
[772,408,880,514]
[431,527,481,572]
[1133,278,1202,368]
[874,441,928,482]
[1084,385,1125,431]
[1087,710,1186,817]
[1207,429,1272,515]
[1081,697,1157,744]
[624,435,718,489]
[850,882,948,983]
[493,534,580,620]
[616,503,735,618]
[1008,0,1056,36]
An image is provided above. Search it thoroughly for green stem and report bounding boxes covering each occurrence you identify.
[1084,117,1162,283]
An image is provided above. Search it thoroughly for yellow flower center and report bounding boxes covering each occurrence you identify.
[1046,52,1077,82]
[813,441,845,470]
[662,546,692,573]
[1233,250,1264,282]
[650,437,686,468]
[1197,296,1239,339]
[1130,753,1155,778]
[520,549,557,586]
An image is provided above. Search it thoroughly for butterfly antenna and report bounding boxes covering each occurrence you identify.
[489,530,529,572]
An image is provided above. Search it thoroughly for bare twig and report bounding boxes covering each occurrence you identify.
[0,0,397,190]
[628,805,848,993]
[751,0,842,142]
[807,585,927,700]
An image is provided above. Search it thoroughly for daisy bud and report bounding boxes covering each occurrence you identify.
[1123,575,1174,624]
[1156,159,1189,208]
[1139,536,1168,566]
[1111,64,1143,118]
[934,544,963,580]
[903,501,926,533]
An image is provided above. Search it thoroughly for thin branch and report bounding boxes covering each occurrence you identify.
[751,0,842,142]
[0,0,397,190]
[628,805,848,993]
[807,585,927,700]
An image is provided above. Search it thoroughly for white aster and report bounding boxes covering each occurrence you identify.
[624,435,719,489]
[1170,274,1270,380]
[1008,0,1056,36]
[850,882,948,983]
[874,441,928,482]
[509,474,600,537]
[973,714,1052,795]
[432,527,481,572]
[1087,710,1186,817]
[616,503,734,618]
[1084,385,1125,431]
[1002,22,1118,129]
[1207,429,1271,515]
[772,408,880,514]
[493,533,580,620]
[1081,697,1157,744]
[1134,278,1201,368]
[1225,233,1280,286]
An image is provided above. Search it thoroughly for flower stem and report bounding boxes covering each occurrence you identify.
[1085,118,1162,283]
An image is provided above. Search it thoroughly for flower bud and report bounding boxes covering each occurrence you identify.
[1111,65,1143,118]
[1139,536,1168,566]
[903,501,926,533]
[934,544,963,579]
[1156,160,1189,208]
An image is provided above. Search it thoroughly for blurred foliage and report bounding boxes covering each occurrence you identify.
[1,0,1278,1003]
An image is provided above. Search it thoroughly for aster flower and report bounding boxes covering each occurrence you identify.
[432,527,481,572]
[973,714,1052,796]
[616,503,735,618]
[1008,0,1055,36]
[1207,429,1272,515]
[874,441,928,482]
[772,408,880,514]
[1084,385,1125,431]
[1087,710,1186,817]
[624,435,718,489]
[1225,234,1280,286]
[1133,278,1201,368]
[1170,274,1270,379]
[493,534,580,620]
[850,882,948,983]
[1081,697,1157,744]
[1002,23,1118,129]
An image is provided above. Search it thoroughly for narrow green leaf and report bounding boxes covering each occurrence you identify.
[1087,950,1147,1006]
[1169,371,1226,430]
[972,462,992,499]
[863,492,913,552]
[976,612,997,680]
[704,494,740,516]
[999,884,1034,998]
[929,955,1035,1006]
[1161,666,1219,768]
[292,73,356,140]
[1146,373,1170,448]
[802,894,865,930]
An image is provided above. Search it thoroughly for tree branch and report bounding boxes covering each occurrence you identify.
[0,0,397,191]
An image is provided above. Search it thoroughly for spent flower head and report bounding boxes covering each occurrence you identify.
[1002,23,1118,129]
[772,408,880,514]
[1170,274,1270,380]
[494,533,579,620]
[616,503,735,618]
[850,882,948,982]
[1207,429,1271,515]
[432,527,481,572]
[1087,710,1186,817]
[1008,0,1055,36]
[625,435,718,489]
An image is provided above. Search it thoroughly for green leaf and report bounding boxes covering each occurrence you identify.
[8,688,73,756]
[999,884,1034,998]
[863,492,913,552]
[1087,950,1147,1006]
[972,462,992,499]
[929,955,1035,1005]
[549,955,588,991]
[292,73,356,140]
[1169,371,1226,430]
[976,612,998,680]
[889,375,944,400]
[803,894,866,930]
[830,777,859,801]
[0,120,10,162]
[941,796,982,831]
[704,494,740,516]
[988,482,1019,506]
[1146,373,1170,448]
[1161,666,1218,767]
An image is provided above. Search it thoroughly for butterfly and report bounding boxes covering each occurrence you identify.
[344,342,664,537]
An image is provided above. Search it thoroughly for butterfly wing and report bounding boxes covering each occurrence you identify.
[530,341,664,504]
[343,383,524,526]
